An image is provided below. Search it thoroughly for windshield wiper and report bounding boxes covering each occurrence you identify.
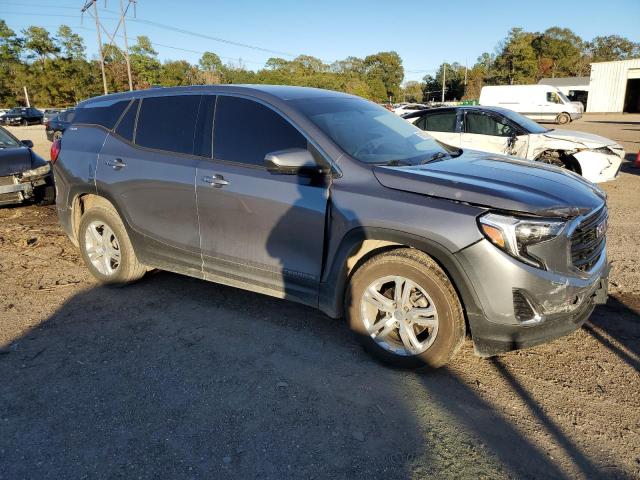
[381,159,411,166]
[420,151,448,164]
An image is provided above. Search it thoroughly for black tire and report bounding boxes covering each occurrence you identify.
[21,119,28,126]
[556,113,570,125]
[346,249,465,370]
[78,206,146,285]
[35,184,55,206]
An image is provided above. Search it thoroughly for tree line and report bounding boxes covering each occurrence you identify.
[0,20,638,108]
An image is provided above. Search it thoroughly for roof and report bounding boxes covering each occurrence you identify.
[402,105,517,118]
[78,84,354,107]
[538,77,590,87]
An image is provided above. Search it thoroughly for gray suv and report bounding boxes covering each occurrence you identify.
[53,85,609,369]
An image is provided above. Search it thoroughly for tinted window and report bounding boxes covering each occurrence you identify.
[114,100,138,142]
[136,95,201,155]
[466,112,515,137]
[414,116,427,130]
[214,96,307,166]
[425,112,457,132]
[73,99,130,129]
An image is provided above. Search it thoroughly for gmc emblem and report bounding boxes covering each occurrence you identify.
[596,219,607,238]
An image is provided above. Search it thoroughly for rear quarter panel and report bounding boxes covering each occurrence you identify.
[53,125,108,217]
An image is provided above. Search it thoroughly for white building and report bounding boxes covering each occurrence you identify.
[587,59,640,113]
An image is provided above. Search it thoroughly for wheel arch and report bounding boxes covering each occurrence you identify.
[69,192,126,245]
[318,227,483,329]
[534,149,582,174]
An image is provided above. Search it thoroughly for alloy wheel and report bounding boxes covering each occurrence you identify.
[84,220,121,275]
[360,275,439,356]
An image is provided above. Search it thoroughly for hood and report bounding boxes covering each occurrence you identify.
[0,146,34,176]
[373,150,605,218]
[542,129,616,149]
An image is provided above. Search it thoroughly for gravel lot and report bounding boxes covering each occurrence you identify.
[1,116,639,479]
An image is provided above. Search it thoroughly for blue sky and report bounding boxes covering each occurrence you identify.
[2,0,639,82]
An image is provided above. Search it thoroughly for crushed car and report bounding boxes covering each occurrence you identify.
[0,126,54,206]
[404,106,624,183]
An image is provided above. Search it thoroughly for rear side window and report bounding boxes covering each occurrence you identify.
[73,99,130,129]
[135,95,201,155]
[114,100,138,142]
[214,96,307,166]
[425,112,457,132]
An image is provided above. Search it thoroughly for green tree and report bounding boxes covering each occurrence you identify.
[587,35,640,62]
[0,20,24,105]
[56,25,84,59]
[130,35,160,88]
[401,80,423,102]
[532,27,584,78]
[492,28,538,84]
[22,26,58,66]
[364,51,404,101]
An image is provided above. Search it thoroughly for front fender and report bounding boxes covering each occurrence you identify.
[318,226,483,323]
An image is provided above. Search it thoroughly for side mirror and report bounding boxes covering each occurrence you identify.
[21,140,34,148]
[264,148,324,176]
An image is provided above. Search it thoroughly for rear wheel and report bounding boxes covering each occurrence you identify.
[346,249,465,369]
[21,119,28,126]
[556,112,570,125]
[78,206,146,285]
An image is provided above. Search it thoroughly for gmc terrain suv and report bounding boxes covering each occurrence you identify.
[53,85,609,369]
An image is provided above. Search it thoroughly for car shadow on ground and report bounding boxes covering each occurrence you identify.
[0,270,617,479]
[585,295,640,372]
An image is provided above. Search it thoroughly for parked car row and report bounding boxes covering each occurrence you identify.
[50,85,610,370]
[0,107,44,126]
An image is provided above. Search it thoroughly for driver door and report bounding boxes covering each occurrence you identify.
[461,110,528,157]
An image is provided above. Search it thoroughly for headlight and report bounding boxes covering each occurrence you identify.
[478,213,566,268]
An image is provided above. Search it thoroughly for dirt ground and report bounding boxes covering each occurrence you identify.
[1,116,639,479]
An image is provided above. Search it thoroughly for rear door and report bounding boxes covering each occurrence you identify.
[414,110,461,147]
[461,110,528,157]
[96,94,203,273]
[196,95,329,305]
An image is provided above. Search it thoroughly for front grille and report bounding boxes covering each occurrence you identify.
[571,206,607,272]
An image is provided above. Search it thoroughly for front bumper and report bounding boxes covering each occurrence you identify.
[570,111,583,121]
[0,167,53,205]
[456,239,608,357]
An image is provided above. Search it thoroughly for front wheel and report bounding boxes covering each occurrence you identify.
[78,206,146,285]
[556,113,570,125]
[346,249,465,370]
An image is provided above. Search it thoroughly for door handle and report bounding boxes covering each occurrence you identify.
[202,174,229,188]
[105,158,126,170]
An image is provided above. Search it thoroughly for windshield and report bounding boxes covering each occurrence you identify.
[290,96,450,164]
[0,128,20,147]
[557,91,571,104]
[499,109,549,134]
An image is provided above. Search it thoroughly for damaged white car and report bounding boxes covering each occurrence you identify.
[404,106,624,183]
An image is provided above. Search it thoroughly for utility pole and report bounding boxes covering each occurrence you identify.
[441,64,446,103]
[82,0,108,95]
[120,0,134,91]
[23,86,30,107]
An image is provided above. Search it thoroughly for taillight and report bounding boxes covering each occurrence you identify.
[50,139,61,163]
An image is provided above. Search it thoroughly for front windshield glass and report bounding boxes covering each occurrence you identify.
[499,109,549,134]
[290,96,451,164]
[0,128,20,147]
[557,91,571,104]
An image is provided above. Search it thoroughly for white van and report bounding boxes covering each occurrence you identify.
[479,85,583,124]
